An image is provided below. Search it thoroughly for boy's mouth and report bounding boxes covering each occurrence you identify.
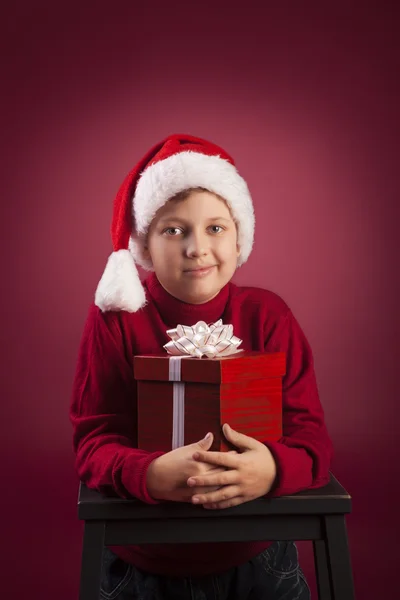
[183,265,217,277]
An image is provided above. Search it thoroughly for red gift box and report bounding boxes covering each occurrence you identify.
[134,351,286,452]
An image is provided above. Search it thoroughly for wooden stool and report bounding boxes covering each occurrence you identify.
[77,472,354,599]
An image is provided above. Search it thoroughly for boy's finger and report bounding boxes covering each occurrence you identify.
[192,484,240,505]
[196,432,213,450]
[203,496,244,510]
[192,450,239,469]
[190,485,221,495]
[187,470,238,488]
[222,423,259,450]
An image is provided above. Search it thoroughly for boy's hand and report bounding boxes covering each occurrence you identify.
[146,432,234,502]
[187,424,277,509]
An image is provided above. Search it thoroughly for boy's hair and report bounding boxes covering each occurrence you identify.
[168,187,238,226]
[170,187,214,203]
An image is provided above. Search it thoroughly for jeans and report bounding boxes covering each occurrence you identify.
[99,542,311,599]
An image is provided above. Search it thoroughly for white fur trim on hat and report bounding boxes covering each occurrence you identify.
[130,151,255,270]
[95,249,147,312]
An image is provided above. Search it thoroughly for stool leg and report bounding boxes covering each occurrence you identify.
[79,521,106,600]
[313,540,331,600]
[324,515,355,600]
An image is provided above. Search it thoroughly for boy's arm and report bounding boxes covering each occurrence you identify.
[263,310,334,497]
[69,304,164,503]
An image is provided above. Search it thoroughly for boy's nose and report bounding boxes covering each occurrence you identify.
[185,232,209,258]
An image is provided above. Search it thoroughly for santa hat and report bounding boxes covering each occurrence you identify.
[95,133,255,312]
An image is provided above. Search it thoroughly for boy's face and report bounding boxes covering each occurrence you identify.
[144,190,240,304]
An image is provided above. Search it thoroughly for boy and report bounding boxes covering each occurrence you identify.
[70,134,333,599]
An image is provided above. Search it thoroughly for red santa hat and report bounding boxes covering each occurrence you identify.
[95,133,255,312]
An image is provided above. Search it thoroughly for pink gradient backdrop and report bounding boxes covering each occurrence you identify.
[1,2,398,598]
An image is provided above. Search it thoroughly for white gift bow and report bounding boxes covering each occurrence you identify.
[164,319,243,359]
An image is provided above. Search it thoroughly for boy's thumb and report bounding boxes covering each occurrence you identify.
[197,432,213,449]
[223,423,255,450]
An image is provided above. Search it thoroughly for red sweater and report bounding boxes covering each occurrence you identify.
[70,273,333,576]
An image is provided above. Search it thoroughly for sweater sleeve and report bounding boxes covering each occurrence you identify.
[263,310,334,497]
[69,304,164,503]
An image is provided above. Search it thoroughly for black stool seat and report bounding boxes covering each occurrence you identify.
[77,472,355,599]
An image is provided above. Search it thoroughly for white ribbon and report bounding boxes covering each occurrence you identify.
[165,320,243,449]
[169,356,185,449]
[164,319,243,359]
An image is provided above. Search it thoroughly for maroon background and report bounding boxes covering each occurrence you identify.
[1,2,398,598]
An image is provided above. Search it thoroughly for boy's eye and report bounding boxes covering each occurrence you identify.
[208,225,224,234]
[162,225,225,236]
[163,227,183,236]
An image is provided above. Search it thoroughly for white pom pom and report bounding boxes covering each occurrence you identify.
[95,250,147,312]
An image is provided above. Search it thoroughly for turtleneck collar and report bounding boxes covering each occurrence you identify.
[144,272,231,327]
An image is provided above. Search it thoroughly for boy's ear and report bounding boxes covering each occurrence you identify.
[236,243,241,257]
[141,233,152,262]
[142,244,152,262]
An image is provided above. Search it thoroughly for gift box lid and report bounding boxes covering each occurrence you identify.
[133,351,286,384]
